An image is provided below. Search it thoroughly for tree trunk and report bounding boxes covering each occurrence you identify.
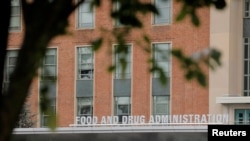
[0,1,77,141]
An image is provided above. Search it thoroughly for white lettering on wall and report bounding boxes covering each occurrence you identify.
[74,114,229,126]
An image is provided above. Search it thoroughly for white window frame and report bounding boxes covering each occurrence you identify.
[40,48,57,127]
[114,96,131,123]
[113,0,124,27]
[41,49,57,81]
[153,0,171,25]
[3,50,18,94]
[77,46,94,80]
[4,50,18,82]
[114,44,132,79]
[235,109,250,125]
[152,95,170,116]
[10,0,21,31]
[245,0,250,18]
[77,0,94,29]
[243,37,250,96]
[41,98,56,127]
[77,97,93,117]
[152,43,171,78]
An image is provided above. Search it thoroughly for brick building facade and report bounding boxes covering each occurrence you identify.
[6,0,210,128]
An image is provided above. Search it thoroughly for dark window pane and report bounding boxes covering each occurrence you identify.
[244,45,248,59]
[244,61,248,74]
[244,76,248,90]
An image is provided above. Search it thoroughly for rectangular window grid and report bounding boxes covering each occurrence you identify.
[3,50,18,94]
[152,96,170,115]
[10,0,21,31]
[114,45,131,79]
[77,97,93,117]
[4,50,18,82]
[153,0,171,24]
[41,49,57,81]
[77,47,94,80]
[153,43,170,78]
[235,109,250,125]
[77,0,94,28]
[40,49,57,127]
[41,98,56,127]
[243,37,250,96]
[114,97,131,123]
[113,0,123,27]
[245,0,250,18]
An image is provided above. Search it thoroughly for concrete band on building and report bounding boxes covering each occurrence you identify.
[12,125,207,141]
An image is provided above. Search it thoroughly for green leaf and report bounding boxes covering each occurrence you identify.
[185,70,195,80]
[108,65,115,72]
[176,5,188,22]
[139,3,159,15]
[91,38,103,51]
[159,69,167,85]
[47,111,57,131]
[91,0,101,7]
[191,12,200,26]
[196,71,206,87]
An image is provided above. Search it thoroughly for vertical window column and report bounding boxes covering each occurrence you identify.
[113,45,131,123]
[3,50,18,94]
[77,0,94,29]
[113,0,123,27]
[152,43,171,117]
[153,0,171,25]
[10,0,21,31]
[243,0,250,96]
[243,38,250,96]
[76,47,94,124]
[40,48,57,127]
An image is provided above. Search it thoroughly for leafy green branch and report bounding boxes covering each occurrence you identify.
[171,48,222,86]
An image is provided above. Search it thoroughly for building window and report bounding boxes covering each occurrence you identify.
[153,0,171,25]
[152,96,170,115]
[41,49,57,81]
[152,43,171,116]
[245,0,250,17]
[114,45,131,79]
[77,0,94,29]
[152,43,170,78]
[4,50,18,82]
[41,98,56,127]
[40,48,57,127]
[235,109,250,125]
[10,0,21,31]
[113,0,123,27]
[77,47,94,80]
[3,50,18,94]
[77,97,93,118]
[114,97,131,123]
[243,38,250,96]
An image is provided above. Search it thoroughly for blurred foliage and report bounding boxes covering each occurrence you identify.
[176,0,226,26]
[110,0,158,27]
[15,103,35,128]
[40,83,57,130]
[171,48,221,87]
[90,0,224,86]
